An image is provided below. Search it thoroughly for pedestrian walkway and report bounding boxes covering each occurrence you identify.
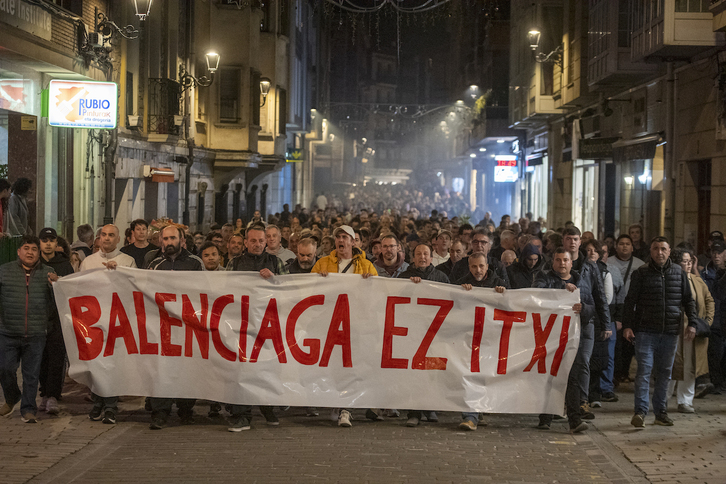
[0,379,723,483]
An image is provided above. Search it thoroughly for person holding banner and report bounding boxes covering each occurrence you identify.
[312,224,377,427]
[398,243,449,427]
[147,225,205,430]
[226,224,288,432]
[287,237,318,274]
[623,237,698,428]
[83,225,136,425]
[0,235,58,423]
[449,230,510,288]
[535,247,586,432]
[457,251,509,431]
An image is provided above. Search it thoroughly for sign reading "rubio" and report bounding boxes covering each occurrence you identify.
[48,80,117,129]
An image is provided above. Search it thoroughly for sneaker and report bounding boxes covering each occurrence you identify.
[365,408,384,421]
[536,421,551,430]
[89,407,103,421]
[424,411,439,422]
[227,417,251,432]
[385,409,400,418]
[654,413,674,426]
[570,421,588,433]
[631,413,645,428]
[21,413,37,423]
[208,402,222,418]
[0,400,18,417]
[149,417,166,430]
[266,415,280,426]
[406,417,420,427]
[102,410,116,424]
[694,383,714,399]
[306,407,319,417]
[38,397,48,412]
[677,404,695,414]
[338,409,352,428]
[458,419,477,431]
[601,392,619,402]
[580,404,595,420]
[46,397,59,415]
[552,414,566,420]
[590,401,602,408]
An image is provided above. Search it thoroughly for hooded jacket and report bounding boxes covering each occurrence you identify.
[398,264,450,284]
[0,259,56,337]
[311,247,378,275]
[506,243,544,289]
[374,252,409,278]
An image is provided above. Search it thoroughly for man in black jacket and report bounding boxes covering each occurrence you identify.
[286,237,317,274]
[534,248,586,432]
[449,230,511,287]
[226,224,287,432]
[37,228,74,416]
[623,236,698,428]
[507,242,544,289]
[148,226,204,430]
[435,240,466,278]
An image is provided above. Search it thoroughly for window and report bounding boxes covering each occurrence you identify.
[126,71,134,118]
[280,0,290,36]
[250,70,261,126]
[675,0,708,12]
[49,0,83,15]
[277,87,287,135]
[618,0,631,48]
[260,1,271,32]
[219,68,241,123]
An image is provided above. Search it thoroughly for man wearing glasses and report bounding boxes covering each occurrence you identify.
[449,229,510,286]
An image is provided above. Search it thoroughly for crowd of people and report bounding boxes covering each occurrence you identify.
[0,193,721,436]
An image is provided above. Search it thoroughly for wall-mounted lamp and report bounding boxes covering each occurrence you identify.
[527,27,563,68]
[260,77,272,106]
[133,0,153,20]
[179,51,220,91]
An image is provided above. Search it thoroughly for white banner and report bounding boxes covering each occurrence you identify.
[53,268,581,414]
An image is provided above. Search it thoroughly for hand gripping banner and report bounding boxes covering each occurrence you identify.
[53,268,581,414]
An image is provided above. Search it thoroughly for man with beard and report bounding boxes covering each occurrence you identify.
[398,244,449,427]
[449,230,510,286]
[266,225,296,264]
[287,238,317,274]
[222,233,244,267]
[147,225,204,430]
[226,224,287,432]
[507,243,544,289]
[374,234,409,278]
[37,228,74,416]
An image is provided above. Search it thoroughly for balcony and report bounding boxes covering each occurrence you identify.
[147,78,181,136]
[711,0,726,31]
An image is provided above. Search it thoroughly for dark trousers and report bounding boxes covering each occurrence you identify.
[566,323,595,424]
[227,405,275,422]
[0,333,46,415]
[707,329,726,388]
[614,328,635,381]
[39,323,66,399]
[149,397,196,420]
[91,393,118,413]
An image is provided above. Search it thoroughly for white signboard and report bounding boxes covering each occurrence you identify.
[48,80,117,129]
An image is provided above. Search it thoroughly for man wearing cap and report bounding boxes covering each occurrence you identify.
[37,228,74,416]
[311,224,377,428]
[431,230,452,267]
[701,239,726,396]
[697,231,725,273]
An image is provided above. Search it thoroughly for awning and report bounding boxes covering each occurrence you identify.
[612,134,661,163]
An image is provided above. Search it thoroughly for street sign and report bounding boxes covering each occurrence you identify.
[48,80,117,129]
[286,148,304,162]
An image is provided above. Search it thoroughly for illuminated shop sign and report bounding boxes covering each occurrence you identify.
[494,155,518,183]
[48,80,117,129]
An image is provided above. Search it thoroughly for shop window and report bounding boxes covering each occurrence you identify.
[219,68,241,124]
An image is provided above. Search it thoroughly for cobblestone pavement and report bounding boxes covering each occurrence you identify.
[0,379,723,483]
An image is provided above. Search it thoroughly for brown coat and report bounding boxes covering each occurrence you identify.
[672,273,714,380]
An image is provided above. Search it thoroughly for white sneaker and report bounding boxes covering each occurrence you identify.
[338,409,352,427]
[38,397,48,413]
[46,397,59,415]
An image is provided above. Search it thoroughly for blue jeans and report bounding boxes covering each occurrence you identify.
[633,332,678,417]
[0,333,46,415]
[567,322,594,424]
[461,412,478,422]
[600,323,617,393]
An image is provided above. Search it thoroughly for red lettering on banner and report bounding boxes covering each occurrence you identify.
[381,296,410,369]
[134,291,157,355]
[239,296,249,362]
[319,294,352,368]
[182,294,209,359]
[69,296,103,361]
[550,316,571,376]
[250,299,287,363]
[523,313,558,373]
[286,295,324,365]
[493,309,527,375]
[412,298,452,370]
[103,293,139,357]
[156,293,182,357]
[210,295,236,362]
[471,307,486,372]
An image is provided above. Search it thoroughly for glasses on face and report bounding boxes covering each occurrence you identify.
[471,239,489,246]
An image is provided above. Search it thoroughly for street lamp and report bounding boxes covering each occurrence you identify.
[528,29,541,50]
[527,27,562,68]
[260,77,272,106]
[133,0,153,20]
[179,51,220,91]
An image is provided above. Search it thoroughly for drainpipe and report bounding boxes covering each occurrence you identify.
[664,61,675,242]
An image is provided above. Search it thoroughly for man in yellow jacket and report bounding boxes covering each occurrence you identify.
[311,225,377,427]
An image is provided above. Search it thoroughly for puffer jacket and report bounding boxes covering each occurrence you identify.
[0,259,56,337]
[398,264,450,283]
[506,243,545,289]
[311,248,378,275]
[572,255,611,333]
[623,259,697,335]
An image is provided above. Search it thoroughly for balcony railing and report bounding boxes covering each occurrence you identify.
[148,78,181,135]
